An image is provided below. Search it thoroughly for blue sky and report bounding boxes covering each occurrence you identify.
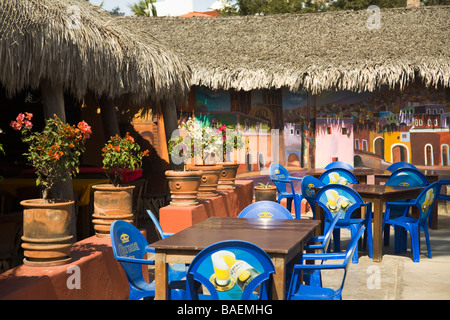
[88,0,225,16]
[89,0,134,15]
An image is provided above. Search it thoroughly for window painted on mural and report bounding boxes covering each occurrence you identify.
[341,127,347,135]
[442,145,449,166]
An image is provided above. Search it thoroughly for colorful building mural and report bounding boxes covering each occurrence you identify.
[136,81,448,172]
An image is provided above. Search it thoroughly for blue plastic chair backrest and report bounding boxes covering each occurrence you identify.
[147,209,166,239]
[319,168,358,185]
[324,161,354,170]
[269,163,290,193]
[315,184,365,221]
[186,240,275,300]
[387,161,418,173]
[301,175,325,208]
[414,182,440,222]
[386,168,428,187]
[238,201,293,219]
[110,220,149,285]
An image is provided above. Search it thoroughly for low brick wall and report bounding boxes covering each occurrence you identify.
[160,180,254,233]
[0,235,138,300]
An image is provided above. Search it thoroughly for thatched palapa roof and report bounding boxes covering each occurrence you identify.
[116,6,449,94]
[0,0,191,105]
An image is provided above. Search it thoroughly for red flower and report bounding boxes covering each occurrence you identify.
[77,121,92,139]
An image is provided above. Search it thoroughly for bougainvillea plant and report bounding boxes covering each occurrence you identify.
[101,132,149,186]
[11,113,92,201]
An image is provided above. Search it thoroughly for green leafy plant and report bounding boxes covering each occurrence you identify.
[101,132,149,186]
[11,113,92,201]
[257,182,274,188]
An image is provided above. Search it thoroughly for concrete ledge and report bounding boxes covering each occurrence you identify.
[160,180,254,233]
[0,235,138,300]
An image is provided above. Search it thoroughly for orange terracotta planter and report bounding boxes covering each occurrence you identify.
[254,186,277,202]
[217,162,239,190]
[91,184,134,238]
[165,170,203,206]
[187,164,223,198]
[20,199,74,267]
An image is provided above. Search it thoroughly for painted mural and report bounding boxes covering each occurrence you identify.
[191,82,449,171]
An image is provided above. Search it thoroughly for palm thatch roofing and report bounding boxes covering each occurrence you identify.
[0,0,191,105]
[116,5,449,94]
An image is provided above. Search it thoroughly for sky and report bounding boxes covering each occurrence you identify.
[89,0,225,16]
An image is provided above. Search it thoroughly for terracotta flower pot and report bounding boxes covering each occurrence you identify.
[92,184,135,238]
[20,199,74,267]
[165,170,203,206]
[187,164,223,198]
[254,186,277,202]
[217,162,239,190]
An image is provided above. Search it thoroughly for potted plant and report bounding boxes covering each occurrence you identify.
[254,182,277,202]
[216,123,244,190]
[11,112,91,266]
[92,133,149,237]
[168,117,223,198]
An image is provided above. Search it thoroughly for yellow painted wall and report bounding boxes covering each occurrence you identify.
[383,131,412,163]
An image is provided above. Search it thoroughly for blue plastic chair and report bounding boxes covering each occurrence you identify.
[287,225,366,300]
[110,220,186,300]
[384,182,440,262]
[315,184,373,263]
[324,161,354,170]
[185,240,275,300]
[238,201,293,219]
[387,161,418,173]
[383,169,429,246]
[302,213,341,287]
[386,168,429,187]
[269,163,303,219]
[319,168,358,185]
[301,175,325,219]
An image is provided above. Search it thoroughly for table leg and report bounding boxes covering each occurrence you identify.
[372,198,383,262]
[271,256,286,300]
[154,252,168,300]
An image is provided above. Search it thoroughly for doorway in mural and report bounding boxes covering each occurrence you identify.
[392,145,408,163]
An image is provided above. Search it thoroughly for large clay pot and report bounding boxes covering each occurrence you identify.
[187,164,223,198]
[92,184,134,238]
[165,170,203,206]
[217,162,239,190]
[254,186,277,202]
[20,199,74,267]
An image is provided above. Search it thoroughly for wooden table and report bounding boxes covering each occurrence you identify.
[151,217,321,300]
[307,168,375,184]
[315,184,422,262]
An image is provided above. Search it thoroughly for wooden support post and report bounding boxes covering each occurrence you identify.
[99,96,120,139]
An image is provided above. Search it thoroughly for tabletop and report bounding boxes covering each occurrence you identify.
[349,184,423,198]
[152,217,320,255]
